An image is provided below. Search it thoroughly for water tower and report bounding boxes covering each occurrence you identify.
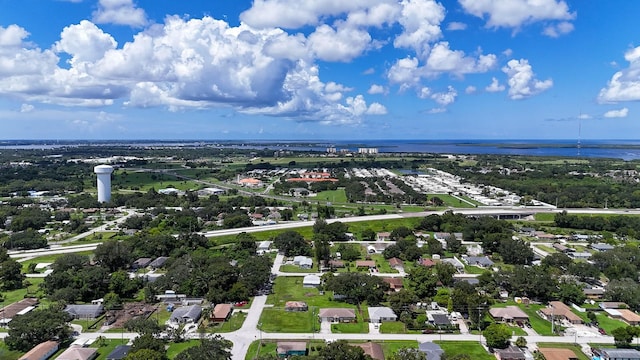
[94,164,114,203]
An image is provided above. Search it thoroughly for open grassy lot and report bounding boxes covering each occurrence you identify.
[536,342,590,360]
[435,341,493,360]
[534,212,556,222]
[316,189,348,203]
[112,170,203,192]
[266,276,355,309]
[379,321,422,334]
[427,194,479,208]
[280,264,319,273]
[21,251,95,273]
[260,308,316,333]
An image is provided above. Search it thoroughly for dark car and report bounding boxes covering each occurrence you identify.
[598,327,606,335]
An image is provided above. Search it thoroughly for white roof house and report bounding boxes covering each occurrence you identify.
[293,256,313,269]
[368,307,397,323]
[303,274,321,288]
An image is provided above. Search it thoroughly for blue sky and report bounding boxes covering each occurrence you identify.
[1,0,639,140]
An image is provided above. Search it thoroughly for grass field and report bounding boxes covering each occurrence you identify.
[1,278,44,305]
[280,264,319,273]
[259,308,316,333]
[266,276,356,309]
[316,189,348,203]
[427,194,479,208]
[379,321,421,334]
[534,212,556,222]
[0,342,22,360]
[435,341,493,360]
[166,340,200,359]
[111,170,203,192]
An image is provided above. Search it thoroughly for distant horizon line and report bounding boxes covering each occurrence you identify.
[0,138,638,143]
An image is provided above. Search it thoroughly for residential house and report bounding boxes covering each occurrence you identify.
[257,241,272,253]
[593,348,640,360]
[489,306,529,324]
[599,302,628,309]
[590,243,615,252]
[540,301,582,324]
[388,257,404,271]
[169,305,202,324]
[430,313,451,327]
[285,301,308,312]
[303,274,321,288]
[18,341,58,360]
[293,256,313,269]
[583,287,605,299]
[434,232,451,241]
[606,309,640,325]
[318,308,356,322]
[0,298,38,326]
[368,307,397,323]
[568,252,591,260]
[277,342,307,358]
[552,243,571,253]
[106,345,131,360]
[495,345,526,360]
[377,232,391,241]
[441,257,465,272]
[210,304,233,322]
[131,257,152,269]
[148,257,169,269]
[356,260,376,270]
[64,304,104,320]
[382,277,403,292]
[329,260,345,268]
[463,256,494,268]
[538,348,578,360]
[519,227,536,236]
[419,342,444,360]
[419,258,436,267]
[56,346,98,360]
[352,343,385,360]
[466,243,484,256]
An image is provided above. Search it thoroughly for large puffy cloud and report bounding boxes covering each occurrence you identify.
[598,46,640,103]
[92,0,147,27]
[387,42,497,88]
[308,24,373,62]
[55,21,117,65]
[459,0,575,31]
[502,59,553,99]
[394,0,445,55]
[0,17,384,124]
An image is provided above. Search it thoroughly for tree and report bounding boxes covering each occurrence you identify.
[556,280,586,305]
[0,247,24,290]
[94,240,133,272]
[388,289,418,318]
[129,333,167,357]
[611,326,639,347]
[175,336,232,360]
[324,273,388,305]
[390,348,426,360]
[482,323,512,349]
[319,340,372,360]
[5,308,72,351]
[125,349,167,360]
[515,336,527,348]
[274,231,311,257]
[124,317,162,335]
[498,238,533,265]
[407,266,438,299]
[606,279,640,310]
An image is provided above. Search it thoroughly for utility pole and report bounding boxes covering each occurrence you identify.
[550,304,555,335]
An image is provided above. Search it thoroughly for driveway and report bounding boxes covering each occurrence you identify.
[320,321,332,334]
[369,323,380,335]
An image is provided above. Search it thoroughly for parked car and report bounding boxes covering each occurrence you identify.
[598,327,606,335]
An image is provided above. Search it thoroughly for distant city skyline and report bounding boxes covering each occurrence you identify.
[1,1,639,140]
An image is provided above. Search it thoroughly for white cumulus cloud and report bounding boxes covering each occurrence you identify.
[92,0,148,27]
[603,108,629,118]
[431,86,457,106]
[465,85,477,94]
[446,22,467,31]
[598,46,640,103]
[20,103,34,113]
[502,59,553,99]
[368,84,386,94]
[459,0,575,32]
[55,21,117,65]
[485,77,505,92]
[542,21,574,38]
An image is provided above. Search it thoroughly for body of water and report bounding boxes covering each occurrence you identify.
[2,139,640,160]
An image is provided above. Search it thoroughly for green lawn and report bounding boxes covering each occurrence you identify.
[1,278,44,305]
[266,277,357,309]
[536,342,590,360]
[209,311,247,333]
[166,340,200,359]
[331,321,368,333]
[246,341,278,360]
[259,308,315,333]
[534,213,556,222]
[0,342,22,360]
[316,189,348,203]
[379,321,421,334]
[435,341,493,360]
[279,264,319,273]
[379,340,420,357]
[595,313,627,334]
[94,339,129,360]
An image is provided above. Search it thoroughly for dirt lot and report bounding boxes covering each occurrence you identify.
[106,302,158,328]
